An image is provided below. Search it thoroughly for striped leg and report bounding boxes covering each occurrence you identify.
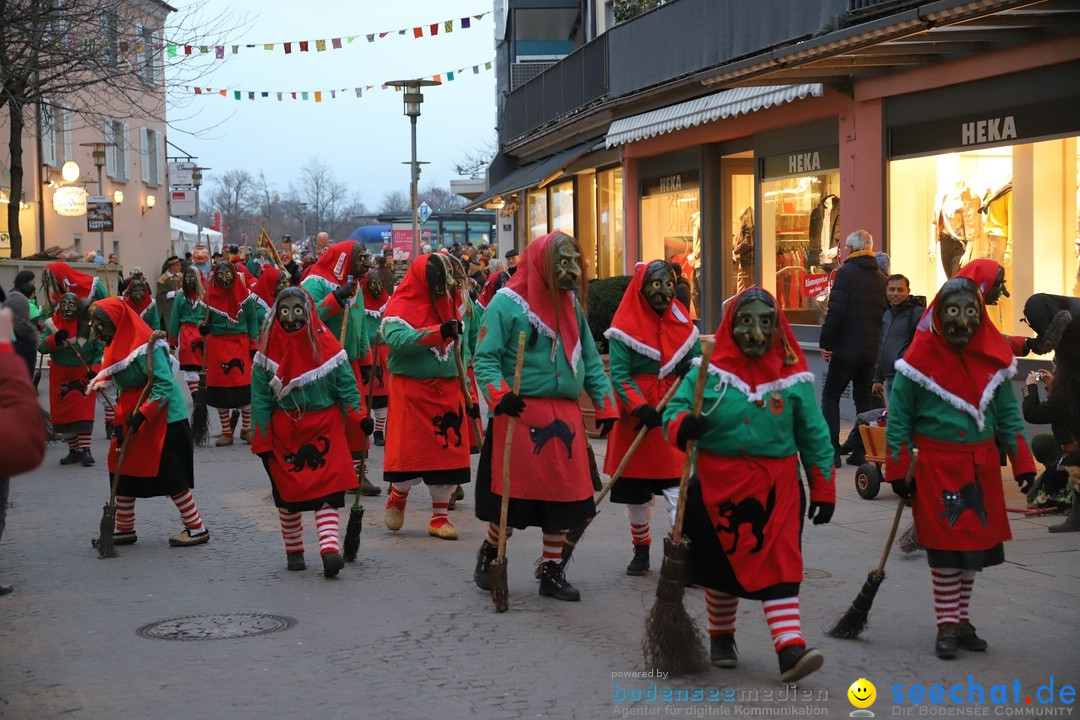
[705,589,739,636]
[931,568,962,627]
[762,597,804,651]
[170,489,205,532]
[315,504,340,556]
[114,496,136,533]
[279,509,304,554]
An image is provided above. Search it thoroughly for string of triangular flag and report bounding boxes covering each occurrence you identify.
[183,61,493,101]
[166,12,489,58]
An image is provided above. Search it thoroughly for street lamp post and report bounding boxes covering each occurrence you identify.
[297,202,308,244]
[386,79,440,261]
[79,141,114,257]
[193,167,210,251]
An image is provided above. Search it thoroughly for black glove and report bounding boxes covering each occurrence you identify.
[466,403,480,420]
[1016,472,1036,495]
[250,348,257,360]
[85,369,96,381]
[257,451,273,462]
[494,391,525,417]
[890,479,914,499]
[673,357,693,378]
[360,417,375,436]
[126,410,147,435]
[631,404,662,431]
[597,417,616,439]
[113,426,125,445]
[198,323,210,336]
[192,340,205,352]
[440,320,462,340]
[359,365,373,385]
[807,501,835,525]
[332,280,358,306]
[53,329,69,344]
[676,414,707,451]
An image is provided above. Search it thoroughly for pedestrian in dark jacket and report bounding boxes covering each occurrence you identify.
[1,291,39,379]
[818,229,887,465]
[670,262,692,310]
[871,274,925,401]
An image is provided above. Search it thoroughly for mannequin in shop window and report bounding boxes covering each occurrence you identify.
[979,181,1012,266]
[690,211,703,319]
[809,194,840,270]
[733,206,755,294]
[935,180,983,279]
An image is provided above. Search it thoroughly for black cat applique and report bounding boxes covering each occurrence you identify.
[939,482,988,527]
[529,419,576,458]
[58,379,87,399]
[714,485,777,554]
[284,437,330,472]
[221,358,245,375]
[433,405,464,449]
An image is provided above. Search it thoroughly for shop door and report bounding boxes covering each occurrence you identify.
[721,157,755,301]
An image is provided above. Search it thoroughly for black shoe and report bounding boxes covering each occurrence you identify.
[322,551,344,578]
[956,621,987,652]
[538,561,580,601]
[778,645,824,682]
[453,486,465,502]
[710,634,738,668]
[80,450,95,466]
[1048,506,1080,533]
[846,454,865,466]
[359,476,382,496]
[60,449,82,465]
[833,452,842,469]
[104,421,114,440]
[373,430,385,447]
[474,540,498,590]
[935,623,959,659]
[626,544,650,576]
[287,552,306,571]
[838,442,852,456]
[0,583,13,597]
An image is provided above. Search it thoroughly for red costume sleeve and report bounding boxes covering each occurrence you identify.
[1006,335,1029,357]
[0,349,47,476]
[884,440,914,483]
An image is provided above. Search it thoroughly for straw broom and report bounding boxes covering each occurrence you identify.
[561,376,684,567]
[827,453,916,639]
[490,330,527,613]
[98,331,162,558]
[343,327,377,563]
[643,340,713,675]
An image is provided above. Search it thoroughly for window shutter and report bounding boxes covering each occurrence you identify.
[156,132,165,187]
[41,103,57,167]
[121,122,130,181]
[152,30,163,85]
[62,108,72,162]
[105,120,117,178]
[140,126,150,182]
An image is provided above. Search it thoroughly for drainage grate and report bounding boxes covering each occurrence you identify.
[136,613,297,641]
[803,568,831,579]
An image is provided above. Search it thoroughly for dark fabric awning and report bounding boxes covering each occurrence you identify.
[464,139,600,211]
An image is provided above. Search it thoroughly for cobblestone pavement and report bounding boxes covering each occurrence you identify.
[1,389,1077,719]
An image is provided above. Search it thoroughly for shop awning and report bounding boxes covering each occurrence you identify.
[605,84,824,148]
[463,139,602,211]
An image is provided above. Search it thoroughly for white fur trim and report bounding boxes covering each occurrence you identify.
[894,357,1016,431]
[364,307,382,319]
[253,294,272,314]
[259,348,349,399]
[88,339,177,392]
[605,328,660,361]
[692,357,814,403]
[659,326,700,379]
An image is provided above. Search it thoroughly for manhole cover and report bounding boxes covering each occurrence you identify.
[803,568,831,579]
[137,613,296,641]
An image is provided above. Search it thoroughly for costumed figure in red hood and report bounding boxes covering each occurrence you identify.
[251,288,370,577]
[380,253,472,540]
[301,240,376,495]
[38,292,106,466]
[121,275,160,335]
[664,287,834,682]
[471,232,618,602]
[886,276,1035,659]
[168,265,207,403]
[200,261,260,446]
[87,298,209,548]
[476,268,510,311]
[250,265,290,329]
[39,262,108,318]
[603,260,700,576]
[361,267,390,451]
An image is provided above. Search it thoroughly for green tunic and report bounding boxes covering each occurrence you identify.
[113,344,189,425]
[206,296,260,342]
[382,319,457,379]
[250,361,363,441]
[302,275,370,363]
[168,295,206,337]
[38,325,104,368]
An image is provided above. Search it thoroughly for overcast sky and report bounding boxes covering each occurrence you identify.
[164,0,498,211]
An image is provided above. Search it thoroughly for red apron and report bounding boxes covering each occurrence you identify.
[384,374,469,472]
[107,385,168,477]
[265,406,356,503]
[361,343,390,400]
[177,324,205,369]
[343,360,370,455]
[604,373,684,479]
[696,452,803,593]
[206,333,251,388]
[911,434,1010,551]
[49,363,97,425]
[490,397,591,503]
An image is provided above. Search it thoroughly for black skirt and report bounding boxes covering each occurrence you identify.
[680,476,803,601]
[115,420,194,499]
[926,545,1005,571]
[384,468,469,486]
[473,419,595,531]
[260,457,347,512]
[206,385,251,409]
[609,476,679,505]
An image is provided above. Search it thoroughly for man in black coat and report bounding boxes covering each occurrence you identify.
[818,230,887,466]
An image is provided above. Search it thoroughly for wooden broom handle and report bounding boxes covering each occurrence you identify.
[338,275,354,346]
[877,450,917,573]
[109,331,165,503]
[496,331,527,560]
[672,338,715,544]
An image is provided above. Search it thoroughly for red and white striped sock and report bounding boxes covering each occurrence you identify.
[705,589,739,636]
[386,484,409,511]
[429,484,453,528]
[240,406,251,433]
[541,530,566,563]
[958,570,975,622]
[486,522,512,545]
[77,432,92,450]
[932,568,962,626]
[315,504,340,555]
[627,502,651,546]
[102,398,115,425]
[186,379,200,399]
[65,436,78,453]
[374,411,386,433]
[278,509,303,554]
[217,409,233,437]
[763,597,804,651]
[170,489,205,533]
[115,496,136,533]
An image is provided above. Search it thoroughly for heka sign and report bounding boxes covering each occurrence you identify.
[417,201,432,224]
